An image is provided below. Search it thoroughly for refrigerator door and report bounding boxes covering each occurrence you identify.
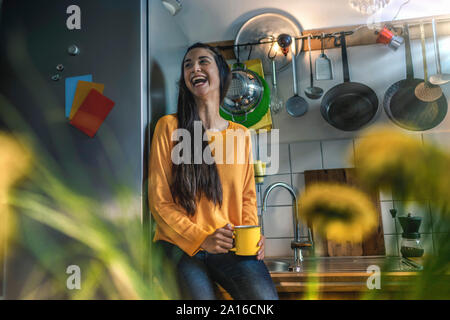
[0,0,148,298]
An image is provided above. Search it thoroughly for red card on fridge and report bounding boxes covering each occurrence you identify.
[69,89,115,138]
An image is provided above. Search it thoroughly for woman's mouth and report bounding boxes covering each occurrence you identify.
[191,75,208,87]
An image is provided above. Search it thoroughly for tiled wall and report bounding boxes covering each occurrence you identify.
[251,131,450,258]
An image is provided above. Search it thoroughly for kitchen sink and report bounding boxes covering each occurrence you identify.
[264,256,423,273]
[264,260,290,272]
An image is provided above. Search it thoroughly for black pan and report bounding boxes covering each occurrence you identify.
[321,33,378,131]
[383,23,447,131]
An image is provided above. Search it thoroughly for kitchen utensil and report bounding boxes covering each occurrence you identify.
[414,22,443,102]
[304,35,324,100]
[286,38,309,117]
[398,213,424,258]
[269,60,282,130]
[269,53,283,115]
[429,18,450,85]
[383,23,447,131]
[316,33,333,80]
[234,12,302,76]
[223,66,263,114]
[220,65,270,127]
[320,33,378,131]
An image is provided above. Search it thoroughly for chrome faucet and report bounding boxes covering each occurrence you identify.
[261,182,313,272]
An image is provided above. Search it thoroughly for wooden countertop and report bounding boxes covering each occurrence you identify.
[217,256,422,299]
[270,271,418,293]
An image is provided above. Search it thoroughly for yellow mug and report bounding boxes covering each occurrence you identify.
[230,225,261,256]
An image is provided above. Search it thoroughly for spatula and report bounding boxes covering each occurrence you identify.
[315,33,333,80]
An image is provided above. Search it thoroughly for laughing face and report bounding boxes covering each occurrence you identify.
[183,47,221,100]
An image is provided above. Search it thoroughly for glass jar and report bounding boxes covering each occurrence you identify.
[400,238,424,258]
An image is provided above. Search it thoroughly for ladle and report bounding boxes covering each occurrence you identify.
[429,18,450,86]
[304,35,324,100]
[285,36,309,117]
[414,21,443,102]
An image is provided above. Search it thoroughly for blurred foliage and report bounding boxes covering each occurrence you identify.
[0,133,32,266]
[0,129,178,299]
[354,126,450,299]
[298,183,378,242]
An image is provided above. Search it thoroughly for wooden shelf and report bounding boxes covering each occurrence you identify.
[208,14,450,60]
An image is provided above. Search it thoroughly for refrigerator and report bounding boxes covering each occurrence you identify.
[0,0,150,298]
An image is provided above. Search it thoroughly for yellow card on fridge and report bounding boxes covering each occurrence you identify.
[69,81,105,120]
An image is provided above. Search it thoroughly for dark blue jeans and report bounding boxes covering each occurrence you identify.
[156,241,279,300]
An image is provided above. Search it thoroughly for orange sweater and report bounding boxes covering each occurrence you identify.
[148,114,258,256]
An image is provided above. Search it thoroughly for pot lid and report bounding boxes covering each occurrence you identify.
[234,12,303,76]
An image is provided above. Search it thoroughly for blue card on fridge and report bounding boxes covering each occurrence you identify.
[65,74,93,118]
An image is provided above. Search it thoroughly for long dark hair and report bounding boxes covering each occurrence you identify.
[170,43,231,216]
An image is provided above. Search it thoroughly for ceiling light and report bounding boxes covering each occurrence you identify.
[161,0,182,16]
[349,0,390,15]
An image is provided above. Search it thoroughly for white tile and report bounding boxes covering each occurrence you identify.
[260,174,293,206]
[291,173,311,237]
[250,131,258,162]
[255,183,262,207]
[291,173,305,196]
[321,139,354,169]
[423,131,450,150]
[421,233,434,256]
[289,141,322,173]
[263,143,290,174]
[404,133,423,144]
[265,238,294,258]
[432,233,449,254]
[394,201,432,234]
[262,206,294,238]
[381,201,397,235]
[384,235,399,256]
[379,189,393,201]
[255,130,282,175]
[430,204,450,233]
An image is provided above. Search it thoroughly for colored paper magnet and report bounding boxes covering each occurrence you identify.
[69,81,105,120]
[65,74,92,118]
[69,89,115,138]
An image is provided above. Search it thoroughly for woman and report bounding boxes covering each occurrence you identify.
[148,43,278,300]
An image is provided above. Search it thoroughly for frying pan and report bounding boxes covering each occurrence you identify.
[383,24,447,131]
[321,33,378,131]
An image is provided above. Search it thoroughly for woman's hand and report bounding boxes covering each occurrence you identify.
[257,235,265,260]
[200,224,234,254]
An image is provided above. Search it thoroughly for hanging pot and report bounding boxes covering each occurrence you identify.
[320,33,378,131]
[220,65,270,127]
[383,23,447,131]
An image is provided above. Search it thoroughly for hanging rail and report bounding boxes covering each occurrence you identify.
[209,14,450,59]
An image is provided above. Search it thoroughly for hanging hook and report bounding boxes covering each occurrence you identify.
[267,36,277,60]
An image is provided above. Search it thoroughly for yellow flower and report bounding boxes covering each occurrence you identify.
[0,133,32,189]
[352,125,450,208]
[0,132,33,262]
[298,183,378,242]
